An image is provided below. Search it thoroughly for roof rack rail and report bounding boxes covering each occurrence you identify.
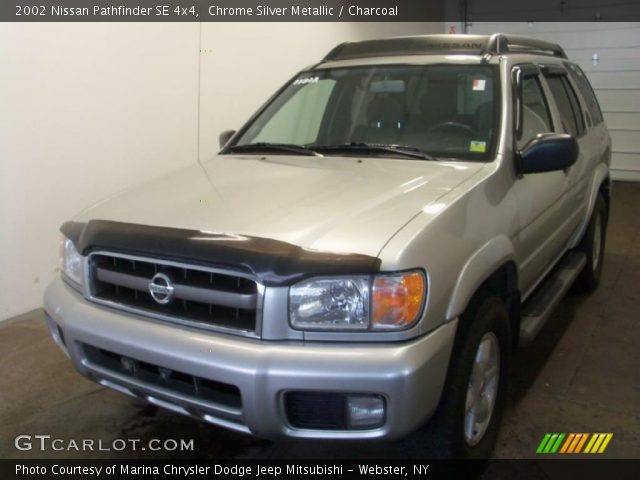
[323,34,567,62]
[499,34,567,59]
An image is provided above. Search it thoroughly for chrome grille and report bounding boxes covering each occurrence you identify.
[87,252,260,336]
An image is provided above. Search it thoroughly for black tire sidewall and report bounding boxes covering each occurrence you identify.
[432,294,511,459]
[577,195,607,292]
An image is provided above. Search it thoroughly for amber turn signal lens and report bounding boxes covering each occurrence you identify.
[372,272,426,329]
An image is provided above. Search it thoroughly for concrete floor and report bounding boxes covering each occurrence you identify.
[1,182,639,460]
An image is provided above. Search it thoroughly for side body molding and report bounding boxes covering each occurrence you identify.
[446,234,516,320]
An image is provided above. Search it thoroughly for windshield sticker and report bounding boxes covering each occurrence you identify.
[472,79,486,91]
[470,140,487,153]
[293,76,319,86]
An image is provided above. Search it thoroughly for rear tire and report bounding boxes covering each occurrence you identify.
[421,293,511,459]
[575,194,607,292]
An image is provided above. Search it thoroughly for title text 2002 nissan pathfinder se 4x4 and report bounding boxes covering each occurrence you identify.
[45,34,611,458]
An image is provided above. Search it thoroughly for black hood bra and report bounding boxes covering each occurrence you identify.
[61,220,381,287]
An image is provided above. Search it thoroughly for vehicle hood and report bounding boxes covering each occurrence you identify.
[74,155,484,257]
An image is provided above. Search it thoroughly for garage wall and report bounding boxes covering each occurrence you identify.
[0,22,442,322]
[0,23,201,321]
[467,21,640,181]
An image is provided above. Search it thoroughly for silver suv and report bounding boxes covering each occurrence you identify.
[45,34,611,458]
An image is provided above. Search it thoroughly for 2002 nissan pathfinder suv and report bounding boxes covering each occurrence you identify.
[45,34,611,458]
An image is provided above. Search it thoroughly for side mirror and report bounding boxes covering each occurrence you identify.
[219,130,236,149]
[517,133,578,174]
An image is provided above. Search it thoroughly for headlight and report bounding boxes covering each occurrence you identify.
[289,271,426,331]
[290,277,370,330]
[60,236,83,286]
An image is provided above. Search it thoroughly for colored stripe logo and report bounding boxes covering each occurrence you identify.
[536,433,613,454]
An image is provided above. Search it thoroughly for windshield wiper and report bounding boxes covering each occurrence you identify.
[308,143,435,161]
[224,142,322,157]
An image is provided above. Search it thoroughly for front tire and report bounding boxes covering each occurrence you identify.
[575,194,607,292]
[422,293,511,459]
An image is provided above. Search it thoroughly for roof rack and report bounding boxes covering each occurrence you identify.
[323,34,567,62]
[494,34,567,59]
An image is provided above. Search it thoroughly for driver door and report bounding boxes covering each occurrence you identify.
[512,65,572,297]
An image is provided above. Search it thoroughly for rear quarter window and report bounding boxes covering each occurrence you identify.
[566,63,604,126]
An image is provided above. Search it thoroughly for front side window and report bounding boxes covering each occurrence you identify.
[517,76,553,150]
[232,64,500,161]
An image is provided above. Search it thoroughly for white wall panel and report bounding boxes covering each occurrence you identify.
[604,112,640,130]
[610,130,640,152]
[0,23,200,320]
[586,72,640,89]
[597,90,640,112]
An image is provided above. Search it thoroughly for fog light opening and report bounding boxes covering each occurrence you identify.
[347,395,385,429]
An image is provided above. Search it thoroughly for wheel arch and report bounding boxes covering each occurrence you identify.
[446,236,520,351]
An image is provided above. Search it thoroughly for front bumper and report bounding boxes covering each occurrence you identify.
[44,277,457,440]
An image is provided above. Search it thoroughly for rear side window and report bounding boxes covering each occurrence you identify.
[517,76,553,150]
[546,75,585,137]
[566,63,604,125]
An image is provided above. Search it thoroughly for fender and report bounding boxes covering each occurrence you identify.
[568,162,610,248]
[446,234,516,320]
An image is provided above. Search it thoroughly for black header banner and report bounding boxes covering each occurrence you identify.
[4,0,438,22]
[2,0,640,22]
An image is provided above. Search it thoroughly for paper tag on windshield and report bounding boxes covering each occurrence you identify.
[470,141,487,153]
[472,79,486,91]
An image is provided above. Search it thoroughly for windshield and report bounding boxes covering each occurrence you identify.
[230,63,499,160]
